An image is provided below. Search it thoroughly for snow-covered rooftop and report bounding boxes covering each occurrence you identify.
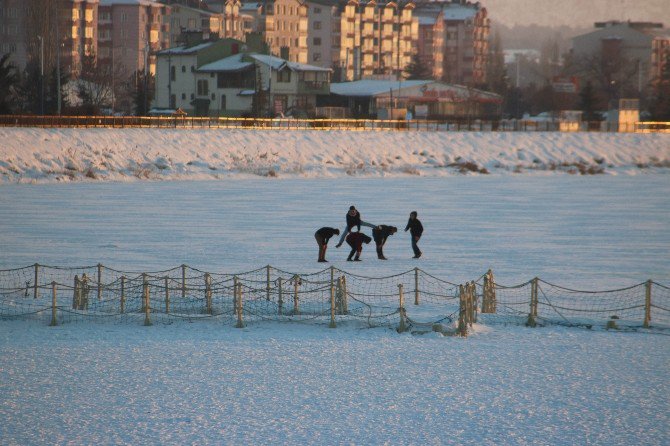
[157,41,216,56]
[330,80,432,97]
[250,54,331,72]
[198,54,254,72]
[100,0,164,6]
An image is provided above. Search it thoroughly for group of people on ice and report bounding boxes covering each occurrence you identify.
[314,206,423,262]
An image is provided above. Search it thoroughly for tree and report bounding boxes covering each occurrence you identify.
[649,49,670,121]
[579,81,600,122]
[131,70,155,116]
[76,54,113,114]
[403,54,432,80]
[486,31,509,96]
[0,54,20,114]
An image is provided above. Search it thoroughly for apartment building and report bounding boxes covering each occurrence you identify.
[305,0,340,70]
[98,0,171,77]
[339,1,419,81]
[572,21,669,86]
[414,8,444,79]
[414,0,489,86]
[0,0,99,75]
[263,0,309,64]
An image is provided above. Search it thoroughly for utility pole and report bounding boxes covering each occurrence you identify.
[37,35,44,115]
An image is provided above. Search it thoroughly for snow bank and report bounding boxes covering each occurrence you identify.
[1,127,669,183]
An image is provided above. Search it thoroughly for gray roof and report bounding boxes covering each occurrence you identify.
[250,54,332,72]
[198,54,254,72]
[330,80,432,97]
[157,41,216,56]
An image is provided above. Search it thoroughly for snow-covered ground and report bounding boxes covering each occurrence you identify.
[0,128,669,183]
[1,130,669,445]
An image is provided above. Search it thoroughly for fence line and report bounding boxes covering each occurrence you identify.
[1,264,668,334]
[1,115,669,133]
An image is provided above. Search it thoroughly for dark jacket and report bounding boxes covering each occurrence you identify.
[405,218,423,237]
[346,232,372,250]
[372,225,397,244]
[346,211,362,231]
[315,227,339,243]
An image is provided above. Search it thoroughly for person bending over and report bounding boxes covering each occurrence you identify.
[314,227,340,262]
[372,225,397,260]
[346,231,372,261]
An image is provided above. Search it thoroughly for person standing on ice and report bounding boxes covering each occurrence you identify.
[335,205,376,248]
[314,227,340,262]
[346,231,372,261]
[372,225,397,260]
[404,211,423,258]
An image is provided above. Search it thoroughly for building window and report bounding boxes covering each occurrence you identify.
[312,53,321,62]
[314,7,322,13]
[313,37,321,46]
[314,21,321,30]
[277,68,291,83]
[221,95,226,110]
[170,94,176,108]
[191,66,195,72]
[197,79,209,96]
[171,66,176,81]
[182,65,186,72]
[181,93,186,100]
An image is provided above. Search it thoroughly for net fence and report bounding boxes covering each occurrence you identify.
[1,264,668,333]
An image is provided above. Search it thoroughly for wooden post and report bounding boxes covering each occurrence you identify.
[458,284,467,337]
[120,276,125,314]
[49,281,58,326]
[164,277,170,314]
[97,263,103,300]
[266,265,271,301]
[414,267,420,305]
[277,277,284,315]
[72,275,79,309]
[205,273,212,315]
[397,284,407,333]
[329,274,336,328]
[644,280,652,328]
[342,276,348,313]
[293,275,300,315]
[233,276,239,311]
[143,273,152,326]
[235,282,245,328]
[181,264,186,298]
[527,278,538,327]
[33,263,39,299]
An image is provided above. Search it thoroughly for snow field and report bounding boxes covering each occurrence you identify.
[0,128,669,183]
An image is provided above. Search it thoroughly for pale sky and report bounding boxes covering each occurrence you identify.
[483,0,670,28]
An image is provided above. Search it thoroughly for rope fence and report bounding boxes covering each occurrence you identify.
[1,264,668,335]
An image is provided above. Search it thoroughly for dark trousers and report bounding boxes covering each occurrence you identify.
[411,235,421,256]
[315,233,327,261]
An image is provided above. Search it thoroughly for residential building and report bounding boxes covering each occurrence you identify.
[414,0,489,86]
[414,7,443,79]
[0,0,99,76]
[329,78,501,118]
[305,0,340,70]
[651,35,670,82]
[98,0,171,78]
[155,35,329,116]
[572,21,669,88]
[338,0,419,81]
[163,3,225,46]
[263,0,309,64]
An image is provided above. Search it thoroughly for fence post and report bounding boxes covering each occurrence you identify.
[164,277,170,314]
[527,278,538,327]
[49,281,58,326]
[644,280,652,328]
[266,265,271,301]
[397,284,408,333]
[414,267,420,305]
[205,273,212,315]
[469,282,477,324]
[120,276,125,314]
[72,275,80,309]
[181,264,187,298]
[458,284,467,336]
[329,275,336,328]
[97,263,103,300]
[277,277,284,315]
[235,282,245,328]
[342,276,348,314]
[293,275,300,315]
[143,273,152,326]
[34,263,39,299]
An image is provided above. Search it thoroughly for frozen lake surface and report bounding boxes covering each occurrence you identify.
[1,176,669,445]
[1,176,668,288]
